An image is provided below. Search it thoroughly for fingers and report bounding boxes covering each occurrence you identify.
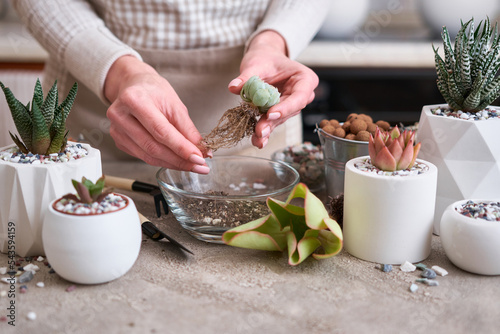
[107,88,209,173]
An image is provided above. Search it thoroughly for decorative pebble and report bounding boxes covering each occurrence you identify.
[0,316,7,322]
[0,267,6,275]
[36,256,45,262]
[431,106,500,121]
[0,143,88,164]
[380,264,393,272]
[409,283,419,293]
[400,261,416,272]
[421,268,437,279]
[20,285,27,293]
[431,265,448,277]
[416,278,439,286]
[456,200,500,221]
[36,282,45,288]
[23,263,40,273]
[1,277,15,284]
[415,263,427,271]
[354,158,429,176]
[26,312,37,321]
[49,269,56,274]
[0,290,7,297]
[66,285,77,292]
[18,271,34,283]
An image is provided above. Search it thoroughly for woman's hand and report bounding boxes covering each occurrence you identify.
[104,55,210,173]
[228,30,319,149]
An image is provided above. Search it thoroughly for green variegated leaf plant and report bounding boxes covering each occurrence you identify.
[434,17,500,112]
[222,183,343,266]
[61,176,112,204]
[201,76,280,152]
[0,79,77,155]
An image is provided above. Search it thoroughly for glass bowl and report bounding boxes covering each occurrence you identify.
[156,156,300,243]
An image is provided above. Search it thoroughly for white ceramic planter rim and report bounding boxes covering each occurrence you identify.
[51,193,129,217]
[421,103,500,122]
[444,198,500,226]
[346,157,437,179]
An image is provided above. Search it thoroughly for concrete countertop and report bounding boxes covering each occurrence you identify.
[0,160,498,334]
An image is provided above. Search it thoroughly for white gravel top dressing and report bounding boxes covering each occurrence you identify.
[0,143,88,164]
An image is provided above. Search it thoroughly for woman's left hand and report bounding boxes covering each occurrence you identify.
[228,30,319,149]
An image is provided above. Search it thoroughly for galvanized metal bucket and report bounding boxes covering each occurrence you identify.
[317,127,369,198]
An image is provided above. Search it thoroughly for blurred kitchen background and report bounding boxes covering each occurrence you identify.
[1,0,500,147]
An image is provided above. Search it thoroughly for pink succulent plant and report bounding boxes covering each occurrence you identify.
[368,126,421,171]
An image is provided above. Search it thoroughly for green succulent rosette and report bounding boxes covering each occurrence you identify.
[222,183,343,266]
[240,75,280,113]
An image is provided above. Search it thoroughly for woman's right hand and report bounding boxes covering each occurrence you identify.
[104,55,211,174]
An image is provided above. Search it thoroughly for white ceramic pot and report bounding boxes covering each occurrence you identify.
[343,157,438,264]
[440,199,500,275]
[42,194,141,284]
[417,104,500,235]
[316,0,370,39]
[0,142,102,256]
[418,0,500,38]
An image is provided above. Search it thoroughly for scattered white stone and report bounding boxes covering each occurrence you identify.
[23,264,40,273]
[212,219,222,225]
[409,283,419,293]
[202,217,212,224]
[431,265,448,277]
[0,290,7,297]
[0,267,6,275]
[26,312,37,321]
[400,261,416,272]
[253,183,267,190]
[36,256,45,262]
[1,277,15,284]
[36,282,45,288]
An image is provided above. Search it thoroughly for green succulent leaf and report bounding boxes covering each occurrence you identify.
[0,81,33,150]
[435,17,500,112]
[31,98,51,154]
[222,183,343,266]
[240,76,280,113]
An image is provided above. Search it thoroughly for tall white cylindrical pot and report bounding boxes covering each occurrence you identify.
[344,157,438,264]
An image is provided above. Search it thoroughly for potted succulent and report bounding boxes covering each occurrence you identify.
[42,176,141,284]
[0,79,102,256]
[440,199,500,275]
[416,18,500,234]
[343,127,438,264]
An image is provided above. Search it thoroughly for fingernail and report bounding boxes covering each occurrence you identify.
[267,112,281,120]
[260,126,270,138]
[189,154,206,165]
[261,137,269,149]
[228,78,242,88]
[206,149,213,159]
[192,165,210,174]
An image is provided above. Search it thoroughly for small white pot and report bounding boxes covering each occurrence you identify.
[417,104,500,235]
[0,142,102,256]
[343,156,438,264]
[440,199,500,275]
[42,194,141,284]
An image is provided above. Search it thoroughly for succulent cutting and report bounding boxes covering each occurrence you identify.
[0,79,78,155]
[222,183,343,266]
[61,176,112,204]
[201,76,280,151]
[368,126,421,172]
[433,17,500,112]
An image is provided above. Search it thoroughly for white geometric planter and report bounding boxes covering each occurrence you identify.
[343,157,438,264]
[417,104,500,234]
[0,142,102,256]
[42,194,141,284]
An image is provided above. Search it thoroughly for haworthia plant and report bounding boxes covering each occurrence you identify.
[0,79,77,155]
[434,18,500,112]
